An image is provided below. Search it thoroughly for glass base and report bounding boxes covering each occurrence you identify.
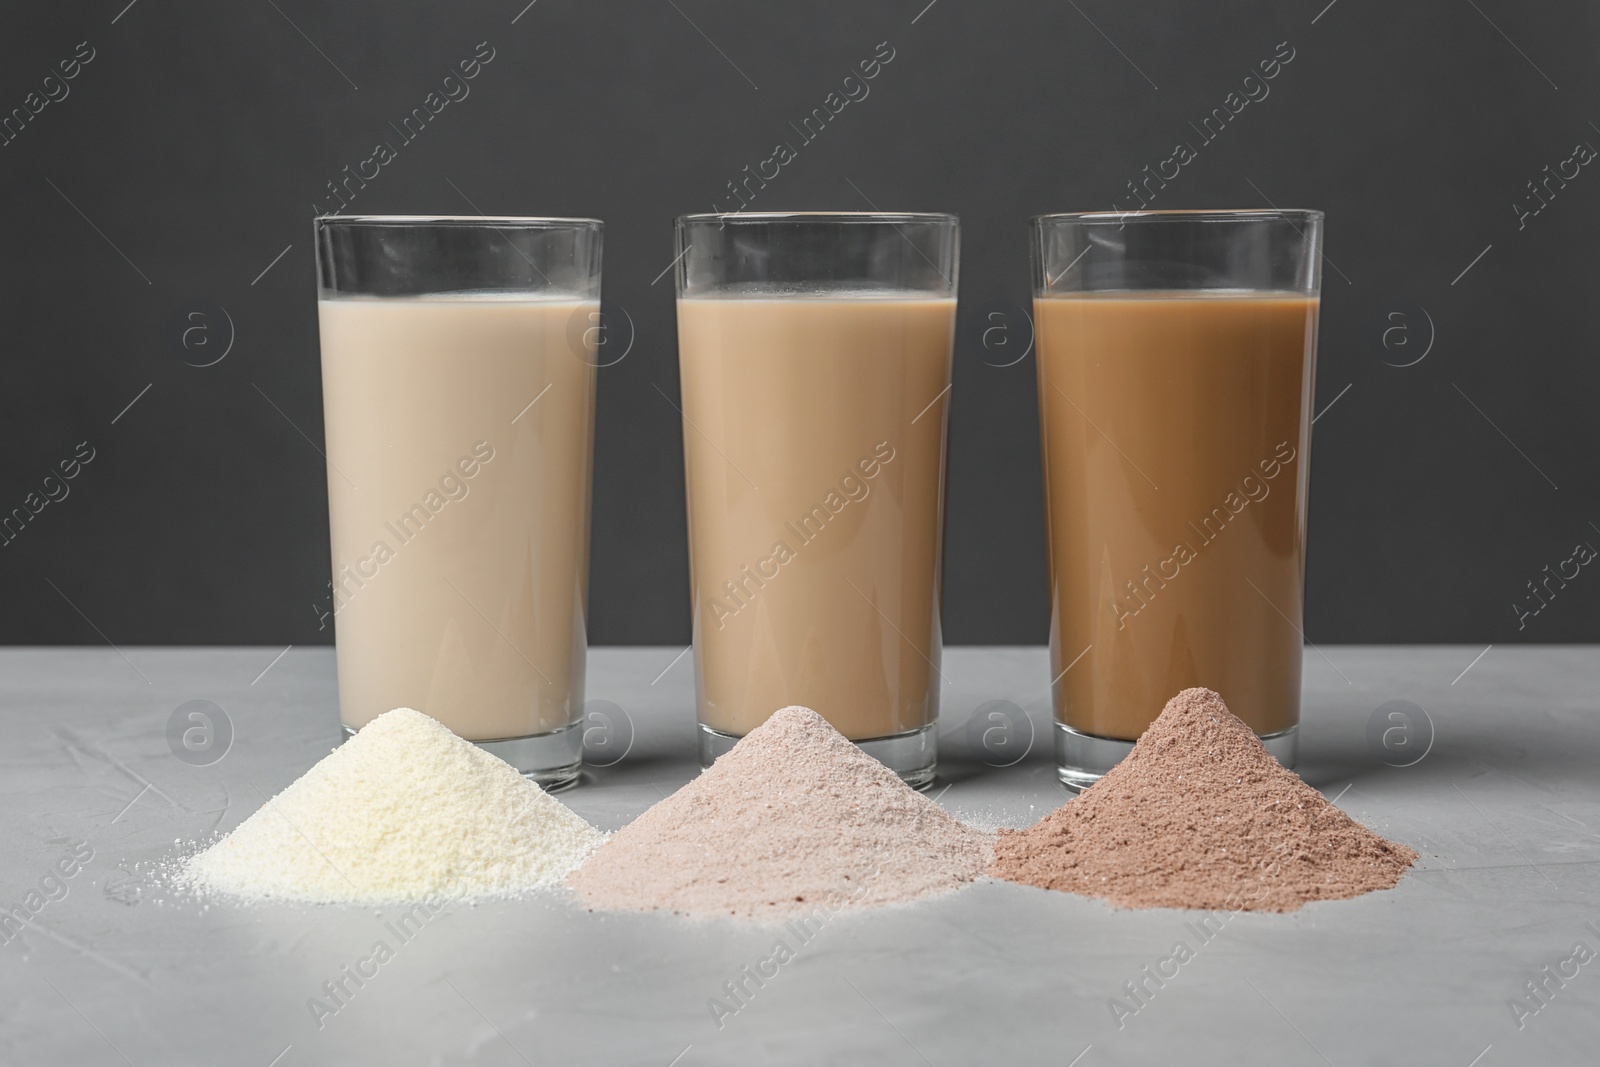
[698,722,937,791]
[1055,721,1298,792]
[341,720,582,792]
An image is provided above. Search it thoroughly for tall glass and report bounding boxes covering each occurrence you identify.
[1033,210,1322,789]
[675,212,959,788]
[314,216,601,788]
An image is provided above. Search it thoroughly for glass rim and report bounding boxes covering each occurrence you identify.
[677,211,957,225]
[1034,208,1322,224]
[314,214,603,229]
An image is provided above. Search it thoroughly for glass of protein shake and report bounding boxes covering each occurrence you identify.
[674,212,959,788]
[314,216,602,788]
[1033,209,1323,789]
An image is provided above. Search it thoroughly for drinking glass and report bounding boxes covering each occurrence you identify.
[1033,209,1322,789]
[675,212,959,788]
[315,215,602,788]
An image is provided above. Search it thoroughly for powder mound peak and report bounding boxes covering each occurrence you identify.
[991,688,1417,912]
[567,705,992,920]
[711,704,911,788]
[181,707,604,904]
[1128,687,1284,781]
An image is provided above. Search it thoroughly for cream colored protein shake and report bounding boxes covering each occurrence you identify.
[676,294,955,742]
[317,295,596,745]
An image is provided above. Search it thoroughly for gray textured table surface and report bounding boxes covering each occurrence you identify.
[1,645,1597,1066]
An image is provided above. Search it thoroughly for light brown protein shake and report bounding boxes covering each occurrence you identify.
[677,294,955,741]
[1035,292,1318,741]
[318,295,596,741]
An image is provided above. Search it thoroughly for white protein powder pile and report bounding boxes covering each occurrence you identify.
[182,707,604,904]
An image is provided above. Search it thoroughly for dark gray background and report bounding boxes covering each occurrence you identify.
[2,0,1595,646]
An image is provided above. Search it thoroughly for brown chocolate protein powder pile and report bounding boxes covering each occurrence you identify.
[991,688,1417,911]
[567,706,993,920]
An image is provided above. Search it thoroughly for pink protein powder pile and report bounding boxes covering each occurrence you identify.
[567,706,993,920]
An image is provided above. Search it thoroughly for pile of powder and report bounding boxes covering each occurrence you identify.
[991,688,1417,912]
[182,708,604,904]
[566,706,993,920]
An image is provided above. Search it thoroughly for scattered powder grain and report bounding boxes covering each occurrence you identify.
[182,708,603,904]
[991,688,1417,911]
[566,706,993,920]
